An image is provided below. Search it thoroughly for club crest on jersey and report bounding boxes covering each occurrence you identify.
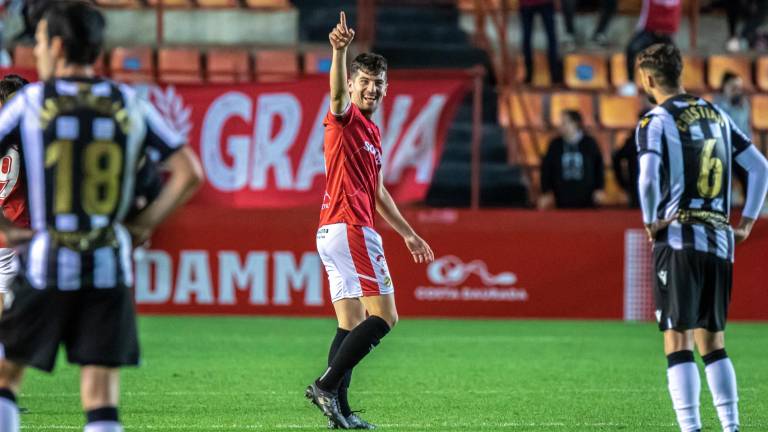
[658,270,668,286]
[639,117,651,128]
[363,141,382,166]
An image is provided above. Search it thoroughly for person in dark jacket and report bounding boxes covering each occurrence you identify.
[538,110,606,209]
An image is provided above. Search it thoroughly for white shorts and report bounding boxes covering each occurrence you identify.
[0,247,18,294]
[316,223,395,303]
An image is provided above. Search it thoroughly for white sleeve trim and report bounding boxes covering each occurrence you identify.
[735,145,768,220]
[330,101,351,117]
[638,152,662,225]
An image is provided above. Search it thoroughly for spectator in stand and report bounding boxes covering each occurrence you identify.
[519,0,562,85]
[538,110,606,209]
[724,0,768,52]
[714,71,751,204]
[561,0,618,50]
[619,0,681,96]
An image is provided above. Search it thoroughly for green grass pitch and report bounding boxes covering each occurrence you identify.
[16,317,768,431]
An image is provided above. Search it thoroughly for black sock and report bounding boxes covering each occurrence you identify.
[0,388,16,404]
[667,350,695,368]
[702,348,728,366]
[328,328,353,416]
[317,316,391,392]
[86,406,119,424]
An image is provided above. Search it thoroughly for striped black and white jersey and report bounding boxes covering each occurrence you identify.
[0,77,184,289]
[636,94,753,262]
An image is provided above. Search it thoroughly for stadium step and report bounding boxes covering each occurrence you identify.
[425,162,528,207]
[442,123,507,163]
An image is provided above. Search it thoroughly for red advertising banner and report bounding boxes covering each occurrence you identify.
[141,72,471,207]
[136,208,768,321]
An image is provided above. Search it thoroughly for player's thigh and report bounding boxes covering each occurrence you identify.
[664,329,695,355]
[0,359,25,393]
[333,298,366,330]
[65,287,139,370]
[359,293,398,328]
[80,365,120,410]
[653,247,700,332]
[694,329,725,356]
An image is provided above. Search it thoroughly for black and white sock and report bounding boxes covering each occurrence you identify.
[328,327,354,416]
[666,350,702,432]
[0,388,19,432]
[703,349,739,432]
[317,316,391,392]
[84,407,123,432]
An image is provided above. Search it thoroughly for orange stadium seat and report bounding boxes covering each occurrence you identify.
[590,128,612,165]
[513,52,551,88]
[755,57,768,91]
[708,55,753,91]
[612,129,633,151]
[254,49,299,82]
[12,45,35,69]
[517,130,554,166]
[598,95,640,129]
[549,92,595,128]
[303,50,333,74]
[207,49,252,83]
[752,94,768,130]
[244,0,292,7]
[158,48,203,83]
[609,52,642,88]
[111,46,155,82]
[197,0,238,6]
[681,55,706,92]
[146,0,193,7]
[506,91,545,129]
[564,54,608,90]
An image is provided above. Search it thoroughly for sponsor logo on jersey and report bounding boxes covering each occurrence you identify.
[363,141,383,166]
[658,270,668,286]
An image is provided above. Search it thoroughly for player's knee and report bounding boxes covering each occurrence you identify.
[381,311,398,329]
[0,360,24,392]
[80,367,120,410]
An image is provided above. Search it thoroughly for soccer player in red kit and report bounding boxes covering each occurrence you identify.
[0,74,29,315]
[305,11,434,430]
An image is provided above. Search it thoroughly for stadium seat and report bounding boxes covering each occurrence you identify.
[146,0,193,7]
[517,130,554,166]
[254,49,299,82]
[590,129,612,165]
[598,95,640,129]
[12,45,35,69]
[708,55,753,91]
[110,46,155,82]
[681,55,706,92]
[549,92,595,128]
[612,129,633,151]
[513,52,550,88]
[196,0,238,6]
[158,48,203,83]
[303,50,332,74]
[752,94,768,130]
[564,54,608,90]
[755,57,768,91]
[506,91,545,129]
[207,49,252,83]
[609,52,642,88]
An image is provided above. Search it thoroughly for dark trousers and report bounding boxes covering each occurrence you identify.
[520,3,562,84]
[561,0,618,37]
[626,30,673,82]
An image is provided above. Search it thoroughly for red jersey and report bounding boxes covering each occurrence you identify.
[319,103,382,228]
[0,144,29,228]
[638,0,681,34]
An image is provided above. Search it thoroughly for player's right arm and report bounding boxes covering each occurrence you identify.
[727,115,768,243]
[636,113,671,241]
[329,11,355,115]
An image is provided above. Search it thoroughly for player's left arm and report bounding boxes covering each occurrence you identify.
[728,115,768,243]
[375,172,434,263]
[0,93,32,246]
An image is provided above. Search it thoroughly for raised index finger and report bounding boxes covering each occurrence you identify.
[340,11,347,31]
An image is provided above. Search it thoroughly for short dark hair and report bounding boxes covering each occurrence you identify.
[562,110,583,128]
[42,1,105,66]
[0,74,29,104]
[636,43,682,91]
[350,53,387,78]
[720,71,741,89]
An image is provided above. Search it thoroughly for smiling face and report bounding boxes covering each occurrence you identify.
[349,68,387,115]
